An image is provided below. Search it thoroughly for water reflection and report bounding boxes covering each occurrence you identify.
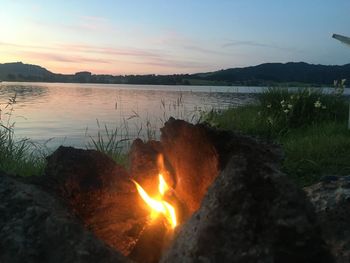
[0,84,49,102]
[2,81,343,151]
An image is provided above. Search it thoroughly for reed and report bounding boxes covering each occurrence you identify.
[0,95,46,176]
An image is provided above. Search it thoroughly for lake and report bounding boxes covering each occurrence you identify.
[1,82,348,150]
[0,82,260,150]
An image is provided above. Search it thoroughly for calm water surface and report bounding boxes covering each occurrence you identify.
[1,82,346,150]
[0,82,259,149]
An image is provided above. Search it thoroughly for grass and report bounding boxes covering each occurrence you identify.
[1,85,349,186]
[204,86,350,186]
[281,122,350,185]
[86,120,130,166]
[0,132,47,176]
[0,96,47,176]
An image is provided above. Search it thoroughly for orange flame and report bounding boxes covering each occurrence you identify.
[132,173,177,229]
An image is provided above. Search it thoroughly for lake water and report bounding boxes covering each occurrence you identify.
[1,82,348,150]
[0,82,260,150]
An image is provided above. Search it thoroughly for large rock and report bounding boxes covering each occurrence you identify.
[305,176,350,263]
[43,146,147,255]
[161,154,333,263]
[161,118,219,214]
[128,138,174,196]
[0,172,131,263]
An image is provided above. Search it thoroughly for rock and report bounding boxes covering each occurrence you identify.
[305,176,350,263]
[161,154,333,263]
[0,172,131,263]
[203,123,284,170]
[161,118,219,214]
[128,217,169,263]
[129,138,169,195]
[42,146,147,255]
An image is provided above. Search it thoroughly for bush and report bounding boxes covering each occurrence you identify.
[258,85,348,136]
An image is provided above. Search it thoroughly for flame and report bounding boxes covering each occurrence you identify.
[158,173,169,196]
[132,173,177,229]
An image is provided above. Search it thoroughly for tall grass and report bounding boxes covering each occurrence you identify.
[204,86,350,186]
[86,119,130,166]
[86,94,207,166]
[259,87,348,132]
[0,95,46,176]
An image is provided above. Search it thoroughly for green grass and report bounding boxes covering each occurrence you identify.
[205,105,267,135]
[204,87,350,186]
[0,129,46,176]
[0,95,46,176]
[86,120,130,166]
[281,122,350,185]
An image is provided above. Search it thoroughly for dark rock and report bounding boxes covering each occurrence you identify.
[161,118,219,214]
[0,172,131,263]
[129,217,169,263]
[203,123,284,170]
[129,138,173,196]
[305,176,350,263]
[43,146,146,255]
[161,154,333,263]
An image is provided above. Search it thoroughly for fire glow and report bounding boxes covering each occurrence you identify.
[132,158,177,229]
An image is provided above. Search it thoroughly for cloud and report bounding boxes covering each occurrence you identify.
[133,58,206,70]
[74,15,118,33]
[19,51,110,64]
[0,41,163,61]
[222,40,301,52]
[182,45,227,55]
[153,30,227,56]
[58,43,163,59]
[0,41,210,74]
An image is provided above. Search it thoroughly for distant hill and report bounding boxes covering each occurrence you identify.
[194,62,350,86]
[0,62,54,81]
[1,61,350,86]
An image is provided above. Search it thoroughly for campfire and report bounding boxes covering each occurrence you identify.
[132,155,177,230]
[18,117,332,263]
[125,120,220,263]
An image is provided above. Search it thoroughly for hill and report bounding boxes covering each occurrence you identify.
[195,62,350,86]
[0,62,54,81]
[1,61,349,86]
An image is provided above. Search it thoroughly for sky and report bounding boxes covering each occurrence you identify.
[1,0,350,75]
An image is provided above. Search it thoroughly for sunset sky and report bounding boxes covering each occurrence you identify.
[1,0,349,75]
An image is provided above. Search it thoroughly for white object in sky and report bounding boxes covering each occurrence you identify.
[332,33,350,129]
[332,34,350,46]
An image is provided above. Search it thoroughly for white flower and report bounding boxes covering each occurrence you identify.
[280,100,285,105]
[314,100,322,108]
[283,109,289,114]
[287,104,293,109]
[341,79,346,85]
[267,104,272,108]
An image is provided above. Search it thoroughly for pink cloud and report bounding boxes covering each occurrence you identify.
[1,41,214,74]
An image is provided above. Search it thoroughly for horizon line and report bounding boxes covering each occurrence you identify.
[1,60,350,76]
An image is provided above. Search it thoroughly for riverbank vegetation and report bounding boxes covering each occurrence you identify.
[0,95,47,176]
[204,82,350,185]
[1,84,349,186]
